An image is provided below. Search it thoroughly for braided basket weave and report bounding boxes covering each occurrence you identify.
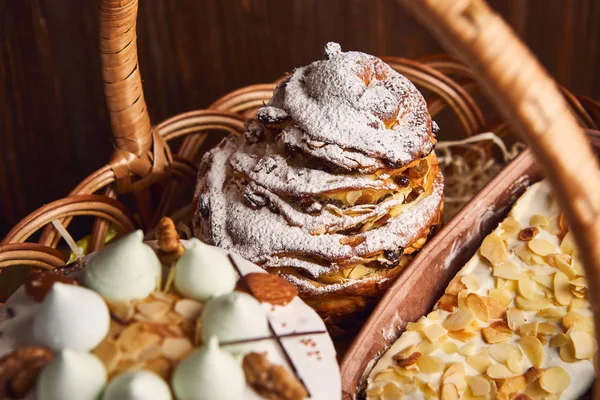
[2,1,600,390]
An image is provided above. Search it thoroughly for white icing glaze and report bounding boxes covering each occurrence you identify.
[36,349,106,400]
[84,230,162,302]
[201,292,270,354]
[171,337,245,400]
[102,370,172,400]
[174,238,237,301]
[32,283,110,351]
[367,180,595,399]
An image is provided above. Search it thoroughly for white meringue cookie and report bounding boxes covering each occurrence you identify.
[174,238,237,301]
[84,230,162,302]
[37,349,106,400]
[33,282,110,351]
[103,370,172,400]
[201,291,269,353]
[171,337,245,400]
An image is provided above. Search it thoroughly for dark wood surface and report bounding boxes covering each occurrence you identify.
[2,0,600,236]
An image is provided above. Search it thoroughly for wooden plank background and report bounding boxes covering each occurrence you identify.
[1,0,600,236]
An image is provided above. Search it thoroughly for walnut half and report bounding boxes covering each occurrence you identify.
[242,352,307,400]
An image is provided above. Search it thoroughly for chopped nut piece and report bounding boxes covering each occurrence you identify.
[519,227,539,241]
[243,352,307,400]
[442,310,474,331]
[519,336,544,367]
[539,366,570,394]
[480,233,507,266]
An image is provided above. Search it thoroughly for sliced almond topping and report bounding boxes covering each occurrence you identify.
[405,322,425,332]
[373,369,397,382]
[553,271,572,306]
[562,311,586,330]
[507,358,523,375]
[548,254,577,279]
[519,336,544,367]
[515,295,553,311]
[539,366,570,394]
[507,308,527,330]
[416,340,439,356]
[448,330,478,342]
[417,355,445,374]
[518,322,539,337]
[92,339,121,372]
[499,375,526,396]
[480,233,507,266]
[144,357,172,380]
[537,322,558,335]
[466,355,491,373]
[536,307,562,319]
[465,293,489,322]
[466,375,491,397]
[345,190,362,206]
[488,289,513,308]
[528,239,555,256]
[490,320,513,334]
[447,275,468,296]
[489,343,522,364]
[486,364,514,380]
[559,341,578,363]
[499,217,522,239]
[441,383,459,400]
[461,275,481,292]
[458,342,477,356]
[107,301,136,323]
[422,324,447,343]
[365,385,384,397]
[518,277,537,300]
[427,310,444,321]
[442,310,474,331]
[437,294,458,312]
[443,342,458,354]
[524,366,543,383]
[381,382,404,398]
[550,333,569,348]
[161,337,193,361]
[560,231,577,255]
[483,295,508,317]
[493,261,520,280]
[173,298,204,320]
[530,215,549,228]
[569,276,588,288]
[532,274,553,289]
[136,301,171,320]
[514,244,534,263]
[569,298,588,311]
[570,331,597,359]
[481,327,511,344]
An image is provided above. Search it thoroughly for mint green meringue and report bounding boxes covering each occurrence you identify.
[174,238,237,301]
[37,349,106,400]
[171,337,244,400]
[84,230,162,302]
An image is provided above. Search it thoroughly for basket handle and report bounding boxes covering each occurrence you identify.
[405,0,600,377]
[98,0,170,192]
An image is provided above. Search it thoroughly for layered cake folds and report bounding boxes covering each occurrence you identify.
[193,42,444,325]
[366,180,596,399]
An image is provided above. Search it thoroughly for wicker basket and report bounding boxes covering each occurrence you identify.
[2,0,600,383]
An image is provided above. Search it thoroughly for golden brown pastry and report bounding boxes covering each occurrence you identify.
[193,43,443,329]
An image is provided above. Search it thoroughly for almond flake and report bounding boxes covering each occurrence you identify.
[570,331,596,359]
[107,301,136,323]
[366,385,383,397]
[483,296,508,317]
[458,342,477,356]
[518,277,536,300]
[532,274,553,289]
[539,367,570,394]
[466,375,491,397]
[507,358,523,375]
[514,244,534,263]
[416,340,439,356]
[537,322,558,335]
[461,275,480,292]
[536,307,562,319]
[559,341,578,362]
[528,239,555,256]
[524,366,543,383]
[500,217,522,239]
[173,299,204,319]
[381,382,404,398]
[507,308,527,330]
[489,343,522,364]
[480,233,507,266]
[515,296,553,311]
[548,254,577,278]
[161,337,193,361]
[486,364,514,379]
[569,298,588,311]
[519,336,544,367]
[437,294,458,312]
[442,310,474,331]
[417,355,445,374]
[92,339,121,372]
[441,383,459,400]
[466,355,491,373]
[493,261,520,280]
[489,289,513,307]
[481,327,511,344]
[443,342,458,354]
[448,330,477,342]
[518,322,539,337]
[465,294,489,322]
[422,324,447,343]
[530,215,549,228]
[554,271,572,306]
[136,301,171,320]
[560,232,577,255]
[550,333,569,348]
[447,275,468,296]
